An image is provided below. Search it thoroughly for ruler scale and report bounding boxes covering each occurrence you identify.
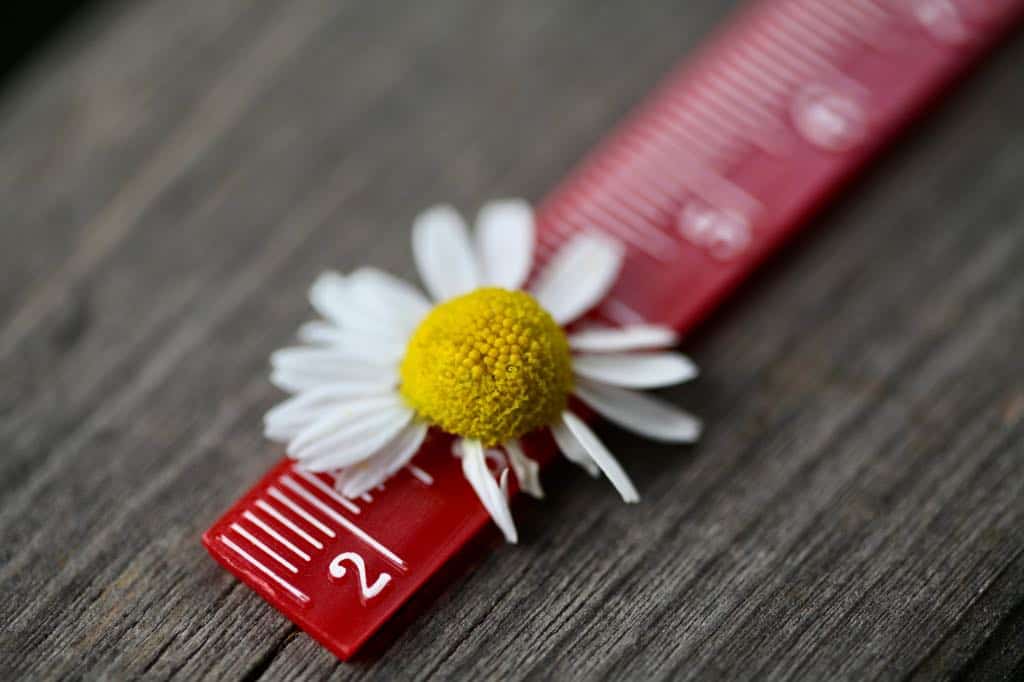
[204,0,1024,661]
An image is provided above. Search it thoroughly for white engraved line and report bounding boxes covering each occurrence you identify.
[280,475,407,570]
[721,46,790,98]
[255,499,324,550]
[294,470,361,515]
[734,33,803,84]
[586,194,676,251]
[268,486,336,538]
[790,0,850,47]
[801,0,874,44]
[757,21,833,72]
[231,522,299,573]
[744,33,821,86]
[776,6,837,56]
[555,207,666,260]
[407,465,433,485]
[219,535,310,603]
[624,128,761,215]
[716,59,784,109]
[706,65,778,120]
[853,0,889,21]
[644,112,724,158]
[243,510,311,562]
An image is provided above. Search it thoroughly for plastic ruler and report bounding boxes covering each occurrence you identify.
[204,0,1024,660]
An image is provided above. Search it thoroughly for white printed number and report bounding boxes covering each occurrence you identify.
[329,552,392,600]
[677,201,751,261]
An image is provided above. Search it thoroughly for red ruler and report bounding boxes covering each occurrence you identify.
[204,0,1024,661]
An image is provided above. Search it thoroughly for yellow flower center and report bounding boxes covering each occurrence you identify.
[399,288,573,446]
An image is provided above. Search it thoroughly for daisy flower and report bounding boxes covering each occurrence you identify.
[264,199,701,542]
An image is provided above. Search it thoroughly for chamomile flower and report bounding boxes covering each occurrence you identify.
[264,199,701,542]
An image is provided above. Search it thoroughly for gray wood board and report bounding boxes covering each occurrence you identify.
[1,0,1022,679]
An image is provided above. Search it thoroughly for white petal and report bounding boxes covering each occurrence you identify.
[269,349,398,393]
[308,271,348,325]
[271,347,398,373]
[461,439,518,543]
[345,267,431,334]
[309,271,409,340]
[296,406,415,471]
[296,320,347,346]
[475,199,535,290]
[568,325,678,353]
[289,394,405,453]
[263,383,396,441]
[504,439,544,499]
[499,468,510,499]
[560,411,638,503]
[572,351,698,388]
[332,421,428,497]
[270,366,397,394]
[551,418,599,477]
[412,205,481,301]
[296,322,407,362]
[530,234,624,325]
[573,377,702,443]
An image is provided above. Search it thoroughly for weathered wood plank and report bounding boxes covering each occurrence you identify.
[1,0,1023,679]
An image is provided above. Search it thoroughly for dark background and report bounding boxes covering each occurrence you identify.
[0,2,98,83]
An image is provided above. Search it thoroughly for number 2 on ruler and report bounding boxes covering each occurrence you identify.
[329,552,392,600]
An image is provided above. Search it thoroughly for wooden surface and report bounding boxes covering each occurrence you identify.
[2,0,1023,679]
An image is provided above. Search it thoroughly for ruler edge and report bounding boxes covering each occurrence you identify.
[201,459,495,660]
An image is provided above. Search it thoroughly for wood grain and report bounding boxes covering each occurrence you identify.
[1,0,1023,679]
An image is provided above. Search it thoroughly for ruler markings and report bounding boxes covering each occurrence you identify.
[791,0,858,48]
[407,465,434,485]
[634,113,722,160]
[219,535,310,603]
[751,23,833,76]
[641,101,729,159]
[776,4,841,56]
[587,189,678,252]
[231,522,299,574]
[280,475,408,570]
[717,55,786,109]
[295,469,362,515]
[683,96,761,158]
[243,510,312,562]
[564,204,670,260]
[846,0,890,23]
[268,485,337,538]
[816,0,882,42]
[757,20,835,73]
[632,123,762,215]
[255,499,324,550]
[692,80,768,138]
[645,115,728,161]
[554,194,669,259]
[702,72,787,154]
[741,30,810,83]
[706,64,778,121]
[577,195,677,259]
[605,176,674,222]
[645,107,741,166]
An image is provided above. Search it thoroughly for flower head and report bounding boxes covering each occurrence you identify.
[265,199,701,543]
[400,287,572,446]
